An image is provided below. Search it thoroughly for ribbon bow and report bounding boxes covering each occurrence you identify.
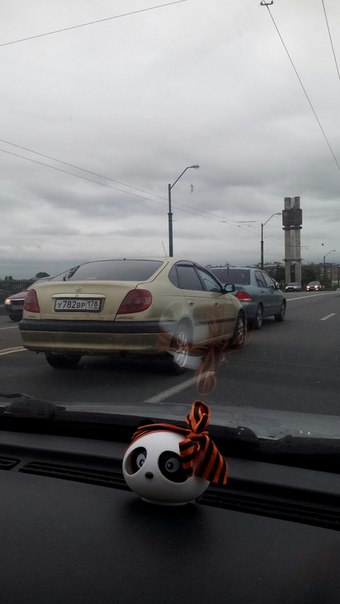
[131,401,227,486]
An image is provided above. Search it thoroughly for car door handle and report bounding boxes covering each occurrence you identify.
[187,300,194,305]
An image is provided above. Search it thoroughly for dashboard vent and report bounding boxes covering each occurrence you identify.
[17,460,340,531]
[200,487,340,531]
[20,461,128,489]
[0,456,20,470]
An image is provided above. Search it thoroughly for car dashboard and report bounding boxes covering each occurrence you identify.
[1,421,340,604]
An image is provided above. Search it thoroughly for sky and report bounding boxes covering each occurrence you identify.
[1,0,340,279]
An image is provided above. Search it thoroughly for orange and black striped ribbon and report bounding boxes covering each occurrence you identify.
[131,400,227,486]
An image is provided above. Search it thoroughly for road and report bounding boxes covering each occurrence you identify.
[0,291,339,414]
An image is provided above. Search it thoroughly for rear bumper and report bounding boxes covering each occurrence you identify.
[19,319,174,355]
[238,302,258,321]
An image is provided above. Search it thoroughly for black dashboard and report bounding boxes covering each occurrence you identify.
[1,429,340,603]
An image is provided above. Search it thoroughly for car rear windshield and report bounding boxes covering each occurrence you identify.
[211,268,251,285]
[65,260,163,281]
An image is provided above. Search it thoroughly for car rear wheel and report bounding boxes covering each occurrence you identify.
[274,301,286,322]
[252,305,263,330]
[45,353,81,369]
[230,313,247,348]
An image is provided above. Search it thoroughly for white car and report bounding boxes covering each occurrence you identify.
[285,282,301,292]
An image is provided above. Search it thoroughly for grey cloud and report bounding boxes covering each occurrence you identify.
[1,0,340,277]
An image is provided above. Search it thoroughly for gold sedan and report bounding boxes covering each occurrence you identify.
[19,258,246,370]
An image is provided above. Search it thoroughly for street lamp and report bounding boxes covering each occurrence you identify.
[168,165,199,257]
[260,212,281,269]
[323,249,336,281]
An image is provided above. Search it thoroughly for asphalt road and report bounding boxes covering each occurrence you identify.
[0,291,339,415]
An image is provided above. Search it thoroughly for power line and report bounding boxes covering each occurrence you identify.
[0,138,249,225]
[0,1,189,47]
[321,0,340,81]
[0,145,240,226]
[262,2,340,172]
[0,138,165,202]
[0,147,168,207]
[1,139,273,237]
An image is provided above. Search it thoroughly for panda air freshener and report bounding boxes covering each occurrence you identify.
[122,400,227,505]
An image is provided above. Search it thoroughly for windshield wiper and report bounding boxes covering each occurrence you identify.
[0,393,63,419]
[0,393,260,447]
[63,265,79,280]
[260,433,340,456]
[1,394,340,472]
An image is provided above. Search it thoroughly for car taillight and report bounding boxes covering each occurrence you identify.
[236,291,252,302]
[24,289,40,313]
[117,289,152,314]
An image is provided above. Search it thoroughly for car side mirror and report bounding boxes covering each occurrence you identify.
[224,283,235,293]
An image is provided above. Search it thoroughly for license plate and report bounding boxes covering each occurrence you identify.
[54,298,102,312]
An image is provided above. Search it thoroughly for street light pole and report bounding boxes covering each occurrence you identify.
[260,222,264,270]
[260,212,281,269]
[168,183,174,257]
[168,165,199,257]
[323,249,336,282]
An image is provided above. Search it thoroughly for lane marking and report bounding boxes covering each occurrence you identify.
[0,346,26,356]
[286,292,335,302]
[321,313,336,321]
[0,325,19,330]
[145,373,203,403]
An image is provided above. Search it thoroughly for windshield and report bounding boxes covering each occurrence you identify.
[210,268,251,286]
[1,1,340,462]
[64,259,164,281]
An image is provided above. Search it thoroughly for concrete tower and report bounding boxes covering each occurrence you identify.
[283,197,302,285]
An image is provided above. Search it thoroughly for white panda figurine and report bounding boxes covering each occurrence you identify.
[123,430,209,505]
[122,401,227,505]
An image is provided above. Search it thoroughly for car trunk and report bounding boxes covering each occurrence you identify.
[32,281,143,321]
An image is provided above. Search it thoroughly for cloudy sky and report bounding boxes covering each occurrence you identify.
[1,0,340,278]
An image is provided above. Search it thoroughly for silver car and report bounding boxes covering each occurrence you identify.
[285,282,301,292]
[209,267,286,329]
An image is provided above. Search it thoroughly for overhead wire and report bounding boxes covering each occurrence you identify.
[0,139,254,229]
[0,0,276,234]
[0,144,200,219]
[321,0,340,81]
[0,1,294,236]
[0,1,190,47]
[0,147,168,207]
[1,145,254,231]
[0,138,166,202]
[1,0,229,222]
[262,2,340,172]
[1,0,246,228]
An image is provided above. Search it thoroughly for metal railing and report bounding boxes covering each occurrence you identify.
[0,280,34,302]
